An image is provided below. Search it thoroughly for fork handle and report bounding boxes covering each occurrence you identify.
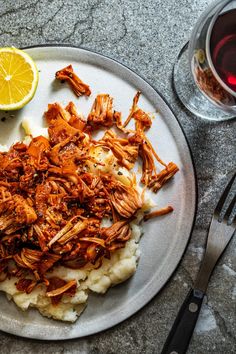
[161,288,205,354]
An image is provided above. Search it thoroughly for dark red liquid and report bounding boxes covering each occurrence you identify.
[210,8,236,93]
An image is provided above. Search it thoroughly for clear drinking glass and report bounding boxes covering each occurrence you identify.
[173,0,236,121]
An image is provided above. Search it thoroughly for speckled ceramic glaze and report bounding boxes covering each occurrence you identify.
[0,46,196,340]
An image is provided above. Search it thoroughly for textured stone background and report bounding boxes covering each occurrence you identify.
[0,0,235,353]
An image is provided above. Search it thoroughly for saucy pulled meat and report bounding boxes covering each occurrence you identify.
[0,91,178,303]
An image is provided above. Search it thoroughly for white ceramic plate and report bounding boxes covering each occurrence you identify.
[0,46,196,340]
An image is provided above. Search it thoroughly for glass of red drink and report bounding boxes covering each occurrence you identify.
[173,0,236,121]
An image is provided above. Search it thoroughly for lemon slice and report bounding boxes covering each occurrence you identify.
[0,47,39,111]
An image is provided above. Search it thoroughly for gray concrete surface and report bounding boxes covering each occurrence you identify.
[0,0,235,353]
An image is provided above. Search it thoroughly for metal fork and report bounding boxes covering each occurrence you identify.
[161,173,236,354]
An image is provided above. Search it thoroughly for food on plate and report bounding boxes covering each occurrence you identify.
[0,47,38,111]
[143,205,174,221]
[55,65,91,97]
[0,89,178,322]
[87,94,119,128]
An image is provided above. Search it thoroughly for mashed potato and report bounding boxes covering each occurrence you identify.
[0,119,153,322]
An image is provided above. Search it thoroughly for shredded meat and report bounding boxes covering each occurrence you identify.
[98,130,139,170]
[121,92,179,192]
[0,87,178,305]
[147,162,179,192]
[55,65,91,97]
[143,206,173,221]
[46,277,77,305]
[0,192,37,234]
[107,177,142,218]
[123,91,141,128]
[87,94,120,129]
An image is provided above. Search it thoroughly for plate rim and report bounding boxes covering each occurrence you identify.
[1,44,198,340]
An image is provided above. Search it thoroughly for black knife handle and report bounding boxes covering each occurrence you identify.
[161,288,205,354]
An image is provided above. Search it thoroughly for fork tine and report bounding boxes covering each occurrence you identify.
[224,193,236,224]
[215,172,236,216]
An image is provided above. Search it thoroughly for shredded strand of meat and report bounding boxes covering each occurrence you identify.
[46,279,77,297]
[143,206,173,221]
[87,94,120,129]
[55,65,91,97]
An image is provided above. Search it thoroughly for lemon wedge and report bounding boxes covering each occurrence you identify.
[0,47,38,111]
